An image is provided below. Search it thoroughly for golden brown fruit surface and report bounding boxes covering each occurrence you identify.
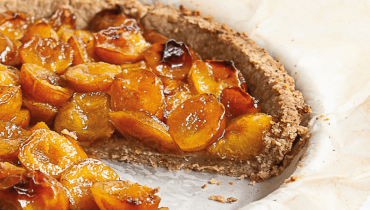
[144,40,193,80]
[49,8,76,31]
[18,129,88,179]
[188,60,243,97]
[110,69,164,115]
[0,85,22,121]
[0,162,25,179]
[220,87,261,122]
[109,110,181,155]
[19,63,74,107]
[60,158,120,210]
[94,26,147,64]
[0,11,30,40]
[167,94,226,152]
[0,64,20,86]
[207,113,272,160]
[68,35,91,65]
[20,20,58,43]
[19,36,73,75]
[0,33,19,65]
[9,108,30,129]
[164,84,193,119]
[22,96,59,125]
[54,92,115,143]
[0,170,69,210]
[92,180,161,210]
[63,62,122,92]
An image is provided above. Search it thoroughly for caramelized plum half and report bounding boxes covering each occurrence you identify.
[164,84,193,119]
[54,92,115,143]
[94,26,147,64]
[109,110,181,155]
[0,64,20,86]
[9,108,30,129]
[18,129,88,179]
[0,162,25,179]
[60,158,120,210]
[63,62,122,92]
[0,33,19,66]
[22,96,58,125]
[20,36,73,75]
[167,94,226,152]
[89,6,129,32]
[20,19,58,43]
[92,181,161,210]
[207,113,272,160]
[19,63,74,107]
[110,69,164,115]
[0,86,22,121]
[0,11,31,40]
[68,35,91,65]
[49,8,76,31]
[143,29,169,44]
[220,87,261,122]
[0,170,69,210]
[188,60,243,97]
[144,40,193,80]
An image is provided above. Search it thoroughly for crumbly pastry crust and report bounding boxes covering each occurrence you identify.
[1,0,310,181]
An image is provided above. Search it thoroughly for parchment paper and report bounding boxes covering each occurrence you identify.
[104,0,370,209]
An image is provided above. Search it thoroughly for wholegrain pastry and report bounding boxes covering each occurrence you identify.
[0,0,311,181]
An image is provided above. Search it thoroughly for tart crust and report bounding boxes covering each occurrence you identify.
[0,0,310,181]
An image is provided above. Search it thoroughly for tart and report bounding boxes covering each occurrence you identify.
[0,0,310,183]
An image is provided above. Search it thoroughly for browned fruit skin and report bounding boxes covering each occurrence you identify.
[0,162,25,179]
[220,87,261,122]
[144,40,193,80]
[63,62,122,92]
[94,26,147,64]
[60,158,120,210]
[22,96,58,125]
[109,110,181,155]
[164,84,193,119]
[92,180,161,210]
[89,6,129,32]
[110,69,164,115]
[160,76,184,94]
[19,63,74,107]
[0,11,31,40]
[0,64,20,86]
[19,36,73,75]
[0,33,19,65]
[167,94,226,152]
[0,170,69,210]
[29,121,50,132]
[188,60,243,97]
[68,35,91,65]
[49,8,76,31]
[54,92,115,143]
[207,113,272,160]
[20,20,58,43]
[0,121,31,140]
[0,86,22,121]
[18,129,88,179]
[9,108,30,129]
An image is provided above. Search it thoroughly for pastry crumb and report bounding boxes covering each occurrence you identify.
[174,28,178,33]
[217,181,221,186]
[153,187,160,193]
[249,181,256,186]
[227,197,238,203]
[229,182,234,185]
[209,178,217,184]
[201,184,207,189]
[323,118,329,121]
[237,175,247,180]
[209,195,225,203]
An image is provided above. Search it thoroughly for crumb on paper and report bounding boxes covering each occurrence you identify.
[227,197,238,204]
[217,181,221,186]
[323,118,329,121]
[209,195,225,203]
[209,178,217,184]
[159,208,169,210]
[237,175,247,180]
[229,181,234,185]
[320,114,325,117]
[202,184,207,189]
[153,187,160,193]
[249,181,256,186]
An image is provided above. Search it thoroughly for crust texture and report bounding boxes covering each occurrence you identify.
[1,0,311,181]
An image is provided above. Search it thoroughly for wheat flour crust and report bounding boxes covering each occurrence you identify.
[0,0,311,181]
